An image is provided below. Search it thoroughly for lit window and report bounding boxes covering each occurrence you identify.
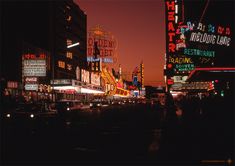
[67,15,72,21]
[66,52,73,59]
[58,61,65,69]
[67,39,72,46]
[67,64,72,71]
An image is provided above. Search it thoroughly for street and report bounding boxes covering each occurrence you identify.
[1,101,233,165]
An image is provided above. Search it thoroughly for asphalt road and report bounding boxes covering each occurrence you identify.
[1,102,234,165]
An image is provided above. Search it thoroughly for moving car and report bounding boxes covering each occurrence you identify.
[4,102,57,120]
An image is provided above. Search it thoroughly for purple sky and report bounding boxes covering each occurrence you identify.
[76,0,166,86]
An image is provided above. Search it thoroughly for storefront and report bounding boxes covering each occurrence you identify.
[51,79,104,101]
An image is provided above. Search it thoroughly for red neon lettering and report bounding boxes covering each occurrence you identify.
[100,49,104,56]
[88,48,93,56]
[169,43,175,52]
[109,41,114,47]
[168,33,175,42]
[168,11,175,21]
[39,54,45,59]
[88,38,93,46]
[217,26,224,35]
[104,40,108,47]
[24,54,29,59]
[99,39,104,47]
[30,54,35,59]
[168,22,175,31]
[166,1,175,11]
[225,27,230,35]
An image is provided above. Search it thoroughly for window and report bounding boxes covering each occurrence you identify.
[67,15,72,22]
[67,64,72,71]
[66,51,73,59]
[67,39,72,46]
[58,61,65,69]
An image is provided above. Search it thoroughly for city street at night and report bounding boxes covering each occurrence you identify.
[1,0,234,165]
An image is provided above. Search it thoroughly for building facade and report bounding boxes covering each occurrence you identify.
[1,0,87,101]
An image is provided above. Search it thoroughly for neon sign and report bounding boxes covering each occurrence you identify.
[87,25,117,64]
[169,56,193,64]
[166,0,176,53]
[175,64,194,71]
[23,60,46,77]
[23,53,46,60]
[91,72,101,86]
[81,69,90,83]
[184,48,215,57]
[140,63,144,88]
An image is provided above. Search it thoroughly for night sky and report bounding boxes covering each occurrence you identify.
[76,0,166,86]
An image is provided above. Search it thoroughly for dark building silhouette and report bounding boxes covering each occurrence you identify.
[1,0,87,83]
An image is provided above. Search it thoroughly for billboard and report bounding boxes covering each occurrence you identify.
[91,72,101,86]
[87,25,117,64]
[22,52,48,91]
[23,59,46,77]
[81,69,90,83]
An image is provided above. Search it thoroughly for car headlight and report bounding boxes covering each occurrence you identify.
[6,113,11,118]
[67,107,70,111]
[30,114,34,118]
[97,103,101,106]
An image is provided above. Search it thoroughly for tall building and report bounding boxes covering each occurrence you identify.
[1,0,87,99]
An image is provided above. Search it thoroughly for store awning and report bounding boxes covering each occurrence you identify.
[187,67,235,82]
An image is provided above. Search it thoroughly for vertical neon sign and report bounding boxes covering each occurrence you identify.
[165,0,176,78]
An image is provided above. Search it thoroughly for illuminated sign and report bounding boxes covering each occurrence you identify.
[87,25,117,64]
[189,32,230,46]
[67,64,72,71]
[50,79,72,85]
[169,56,193,64]
[167,79,174,85]
[91,72,101,86]
[23,59,46,77]
[140,63,144,88]
[81,69,90,83]
[87,57,113,63]
[175,64,194,71]
[7,81,18,89]
[58,60,65,69]
[173,76,188,83]
[25,77,38,83]
[165,0,177,76]
[184,48,215,57]
[23,53,46,60]
[25,84,38,91]
[38,84,52,93]
[166,0,176,54]
[133,76,138,86]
